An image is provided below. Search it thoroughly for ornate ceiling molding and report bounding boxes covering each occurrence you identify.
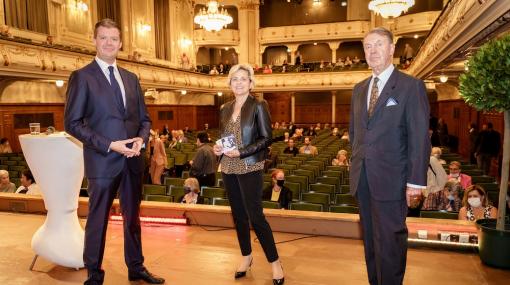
[407,0,510,79]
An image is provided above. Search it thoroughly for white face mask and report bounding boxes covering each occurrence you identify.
[450,173,460,178]
[468,197,482,208]
[434,154,441,159]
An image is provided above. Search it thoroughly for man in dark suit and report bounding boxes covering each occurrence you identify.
[64,19,164,285]
[349,27,430,285]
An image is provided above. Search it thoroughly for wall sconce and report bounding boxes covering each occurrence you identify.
[138,22,152,33]
[414,34,419,39]
[217,92,223,96]
[55,80,64,87]
[287,48,291,52]
[70,0,88,12]
[181,90,187,95]
[180,38,192,48]
[439,75,448,83]
[313,0,322,7]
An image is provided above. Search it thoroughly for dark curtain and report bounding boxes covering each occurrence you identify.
[4,0,48,34]
[97,0,121,25]
[154,0,170,60]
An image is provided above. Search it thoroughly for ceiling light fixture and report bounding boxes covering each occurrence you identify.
[439,75,448,83]
[194,1,233,32]
[368,0,415,18]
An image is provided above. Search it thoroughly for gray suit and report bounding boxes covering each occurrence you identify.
[349,68,430,285]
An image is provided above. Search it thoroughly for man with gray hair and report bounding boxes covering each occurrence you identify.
[349,27,430,285]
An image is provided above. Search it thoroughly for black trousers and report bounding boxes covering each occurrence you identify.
[356,163,408,285]
[84,163,145,279]
[222,170,279,262]
[477,153,492,175]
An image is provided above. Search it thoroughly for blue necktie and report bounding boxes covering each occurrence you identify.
[108,66,125,113]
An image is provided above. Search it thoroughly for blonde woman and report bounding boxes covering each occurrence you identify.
[332,149,349,166]
[181,178,203,204]
[213,64,284,284]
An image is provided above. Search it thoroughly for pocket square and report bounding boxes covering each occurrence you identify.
[386,98,398,107]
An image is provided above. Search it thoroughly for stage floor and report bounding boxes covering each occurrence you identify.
[0,212,508,285]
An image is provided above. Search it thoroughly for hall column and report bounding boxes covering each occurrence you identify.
[238,0,260,65]
[291,93,295,123]
[331,91,336,125]
[328,41,341,63]
[287,44,299,65]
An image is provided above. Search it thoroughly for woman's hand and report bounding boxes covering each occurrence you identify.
[224,150,240,158]
[213,144,223,156]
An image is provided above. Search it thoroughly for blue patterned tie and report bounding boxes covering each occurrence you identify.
[108,66,125,113]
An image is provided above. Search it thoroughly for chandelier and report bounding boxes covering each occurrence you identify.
[368,0,415,18]
[194,1,233,32]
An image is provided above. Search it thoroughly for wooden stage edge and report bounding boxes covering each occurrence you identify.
[0,193,478,243]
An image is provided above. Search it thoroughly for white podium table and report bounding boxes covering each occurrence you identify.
[19,133,85,269]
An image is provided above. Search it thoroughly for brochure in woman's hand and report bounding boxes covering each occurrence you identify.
[216,134,237,153]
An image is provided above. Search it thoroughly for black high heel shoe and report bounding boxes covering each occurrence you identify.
[273,264,284,285]
[234,257,253,279]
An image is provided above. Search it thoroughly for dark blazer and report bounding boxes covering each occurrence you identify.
[349,68,430,201]
[64,60,151,178]
[262,185,293,209]
[219,95,272,165]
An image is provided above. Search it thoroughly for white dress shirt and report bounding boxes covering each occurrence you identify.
[366,64,394,111]
[95,56,126,106]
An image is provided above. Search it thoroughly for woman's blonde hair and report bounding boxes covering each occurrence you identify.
[462,185,489,207]
[227,63,255,89]
[184,177,200,193]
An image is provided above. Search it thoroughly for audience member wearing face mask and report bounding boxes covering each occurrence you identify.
[180,177,204,204]
[458,185,497,221]
[262,169,292,209]
[447,161,472,190]
[422,180,462,212]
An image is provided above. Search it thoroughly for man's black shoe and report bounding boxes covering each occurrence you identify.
[128,269,165,284]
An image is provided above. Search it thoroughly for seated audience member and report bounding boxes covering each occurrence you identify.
[459,185,497,221]
[292,128,304,142]
[447,161,472,190]
[218,63,225,74]
[319,60,325,70]
[265,146,279,172]
[262,169,292,209]
[331,127,339,137]
[176,130,188,143]
[299,137,318,156]
[209,65,219,75]
[306,126,317,137]
[344,56,353,67]
[181,178,204,204]
[340,130,349,141]
[332,150,349,166]
[0,137,13,153]
[283,139,299,157]
[273,122,280,129]
[280,122,287,129]
[353,56,361,64]
[204,123,209,131]
[422,181,462,211]
[0,170,16,193]
[263,65,272,74]
[315,123,321,131]
[431,147,446,164]
[283,132,290,143]
[15,170,41,195]
[335,58,345,68]
[426,147,448,197]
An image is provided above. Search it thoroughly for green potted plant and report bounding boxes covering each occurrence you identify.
[459,34,510,268]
